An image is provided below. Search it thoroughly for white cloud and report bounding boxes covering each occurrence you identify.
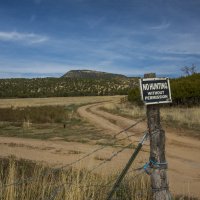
[149,21,170,30]
[0,31,48,44]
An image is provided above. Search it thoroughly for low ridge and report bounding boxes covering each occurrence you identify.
[62,70,127,79]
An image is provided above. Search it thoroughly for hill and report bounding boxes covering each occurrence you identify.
[62,70,127,79]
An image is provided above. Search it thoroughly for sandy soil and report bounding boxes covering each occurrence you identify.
[0,100,199,198]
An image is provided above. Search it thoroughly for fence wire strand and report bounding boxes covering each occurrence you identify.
[45,131,148,200]
[0,118,146,189]
[89,142,134,173]
[45,166,146,200]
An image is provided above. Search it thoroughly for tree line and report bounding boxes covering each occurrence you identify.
[1,73,199,106]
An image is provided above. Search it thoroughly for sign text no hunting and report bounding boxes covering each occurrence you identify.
[139,78,172,105]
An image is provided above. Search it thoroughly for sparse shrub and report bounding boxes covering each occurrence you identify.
[128,87,143,106]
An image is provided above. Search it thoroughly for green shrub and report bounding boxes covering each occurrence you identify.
[128,74,200,106]
[128,87,143,106]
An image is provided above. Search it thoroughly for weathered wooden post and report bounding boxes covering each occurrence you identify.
[140,73,172,200]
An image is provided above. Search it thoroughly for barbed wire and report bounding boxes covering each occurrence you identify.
[45,132,149,200]
[0,118,146,189]
[45,166,146,200]
[43,116,200,200]
[113,117,146,139]
[43,131,150,199]
[89,142,134,173]
[40,131,148,200]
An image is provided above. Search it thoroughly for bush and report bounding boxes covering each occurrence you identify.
[128,87,143,106]
[128,74,200,106]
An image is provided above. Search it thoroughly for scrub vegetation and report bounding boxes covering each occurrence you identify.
[0,77,137,98]
[128,73,200,106]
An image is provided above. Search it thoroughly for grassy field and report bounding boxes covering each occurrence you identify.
[0,104,118,146]
[100,102,200,135]
[0,96,126,147]
[0,96,122,108]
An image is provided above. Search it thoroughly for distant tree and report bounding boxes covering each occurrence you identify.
[190,64,197,74]
[181,64,197,76]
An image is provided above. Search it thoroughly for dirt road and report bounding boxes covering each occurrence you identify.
[0,101,200,198]
[78,103,200,198]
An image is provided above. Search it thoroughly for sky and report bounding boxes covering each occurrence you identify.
[0,0,200,78]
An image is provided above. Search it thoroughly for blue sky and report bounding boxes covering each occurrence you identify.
[0,0,200,78]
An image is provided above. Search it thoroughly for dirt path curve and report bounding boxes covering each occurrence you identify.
[78,102,200,198]
[0,136,138,170]
[0,100,199,198]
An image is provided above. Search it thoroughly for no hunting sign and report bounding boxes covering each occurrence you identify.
[139,78,172,105]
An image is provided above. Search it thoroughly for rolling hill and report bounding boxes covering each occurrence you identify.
[62,70,127,79]
[0,71,138,98]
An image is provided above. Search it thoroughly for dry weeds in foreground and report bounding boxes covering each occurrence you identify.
[0,158,197,200]
[0,157,151,200]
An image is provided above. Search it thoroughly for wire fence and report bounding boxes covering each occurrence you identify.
[89,142,134,173]
[45,168,146,200]
[2,114,189,200]
[1,101,199,200]
[58,131,147,200]
[0,118,146,190]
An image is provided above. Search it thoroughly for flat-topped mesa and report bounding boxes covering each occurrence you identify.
[61,70,127,79]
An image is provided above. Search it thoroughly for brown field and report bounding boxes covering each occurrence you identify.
[0,96,200,199]
[0,96,121,108]
[0,96,122,108]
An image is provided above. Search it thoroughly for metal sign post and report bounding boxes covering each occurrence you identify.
[106,132,148,200]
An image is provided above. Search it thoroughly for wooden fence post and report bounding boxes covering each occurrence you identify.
[144,73,171,200]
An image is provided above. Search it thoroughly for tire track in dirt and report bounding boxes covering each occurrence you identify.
[0,134,150,190]
[77,102,200,198]
[0,101,199,197]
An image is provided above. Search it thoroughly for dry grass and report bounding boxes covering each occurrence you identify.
[100,102,200,133]
[160,107,200,131]
[0,104,114,145]
[101,102,145,119]
[0,96,122,108]
[0,157,151,200]
[0,157,197,200]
